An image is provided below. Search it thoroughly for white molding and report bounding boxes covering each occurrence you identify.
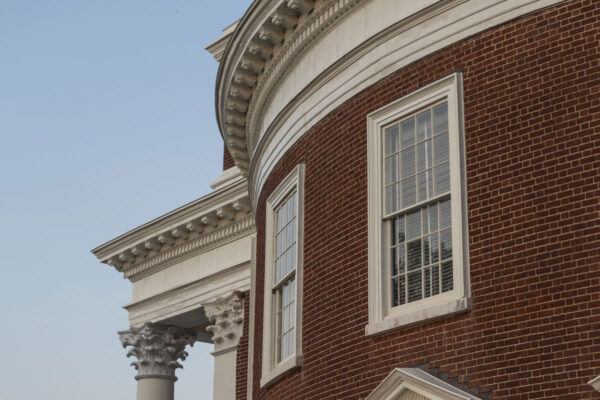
[209,166,244,190]
[366,368,482,400]
[365,73,470,336]
[261,164,305,388]
[247,237,257,400]
[124,216,255,281]
[205,20,239,63]
[248,0,568,209]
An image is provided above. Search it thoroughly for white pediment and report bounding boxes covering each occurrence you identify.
[366,368,482,400]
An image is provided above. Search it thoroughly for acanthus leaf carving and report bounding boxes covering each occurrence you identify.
[203,291,244,353]
[119,323,197,380]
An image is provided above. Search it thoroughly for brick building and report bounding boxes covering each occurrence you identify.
[94,1,600,399]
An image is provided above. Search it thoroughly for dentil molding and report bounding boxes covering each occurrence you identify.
[92,174,254,281]
[119,323,197,381]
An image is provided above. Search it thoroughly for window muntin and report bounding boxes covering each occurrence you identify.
[273,191,297,362]
[383,101,454,308]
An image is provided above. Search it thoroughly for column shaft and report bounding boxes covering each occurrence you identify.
[136,377,174,400]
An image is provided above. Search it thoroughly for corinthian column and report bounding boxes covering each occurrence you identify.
[203,291,245,400]
[119,323,197,400]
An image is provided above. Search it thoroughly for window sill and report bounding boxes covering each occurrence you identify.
[260,354,303,388]
[365,296,471,337]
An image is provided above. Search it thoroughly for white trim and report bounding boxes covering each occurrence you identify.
[366,368,482,400]
[124,261,251,328]
[247,237,257,400]
[248,0,568,209]
[261,164,305,387]
[366,73,470,336]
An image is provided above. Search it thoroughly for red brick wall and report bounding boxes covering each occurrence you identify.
[236,291,250,400]
[250,1,600,399]
[224,144,235,170]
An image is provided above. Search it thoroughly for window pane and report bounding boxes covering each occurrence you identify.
[434,162,450,195]
[288,328,295,357]
[424,203,438,233]
[401,147,415,178]
[276,235,282,258]
[282,333,288,360]
[287,196,294,222]
[430,233,439,264]
[408,271,422,303]
[287,248,293,273]
[416,109,431,141]
[434,131,449,165]
[400,117,415,149]
[291,219,296,246]
[439,199,451,229]
[417,140,432,172]
[391,216,405,244]
[280,203,287,230]
[424,267,431,298]
[406,209,421,240]
[275,258,281,282]
[276,209,282,232]
[441,261,453,292]
[433,102,448,134]
[423,235,430,266]
[417,170,433,202]
[287,223,293,248]
[440,228,452,261]
[386,183,398,214]
[407,239,422,271]
[431,264,440,295]
[391,244,405,276]
[401,177,416,208]
[385,155,398,185]
[391,276,400,307]
[385,124,399,156]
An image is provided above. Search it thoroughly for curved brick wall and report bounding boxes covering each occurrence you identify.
[245,1,600,398]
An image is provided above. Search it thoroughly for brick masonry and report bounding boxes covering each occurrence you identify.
[240,1,600,398]
[224,144,235,170]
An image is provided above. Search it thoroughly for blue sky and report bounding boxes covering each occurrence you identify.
[0,1,250,399]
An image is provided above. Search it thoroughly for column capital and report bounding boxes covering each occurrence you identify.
[119,323,197,381]
[204,291,245,353]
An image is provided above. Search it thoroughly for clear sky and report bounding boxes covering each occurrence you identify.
[0,1,250,399]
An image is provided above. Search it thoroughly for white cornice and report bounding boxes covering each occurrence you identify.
[216,0,326,174]
[245,0,569,209]
[206,20,240,62]
[92,174,254,281]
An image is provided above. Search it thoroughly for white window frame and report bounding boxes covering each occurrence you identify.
[261,164,304,387]
[366,73,471,336]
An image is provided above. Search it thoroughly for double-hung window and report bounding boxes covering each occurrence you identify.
[366,73,471,335]
[261,164,304,387]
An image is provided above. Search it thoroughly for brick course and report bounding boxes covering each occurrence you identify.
[244,1,600,399]
[224,144,235,170]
